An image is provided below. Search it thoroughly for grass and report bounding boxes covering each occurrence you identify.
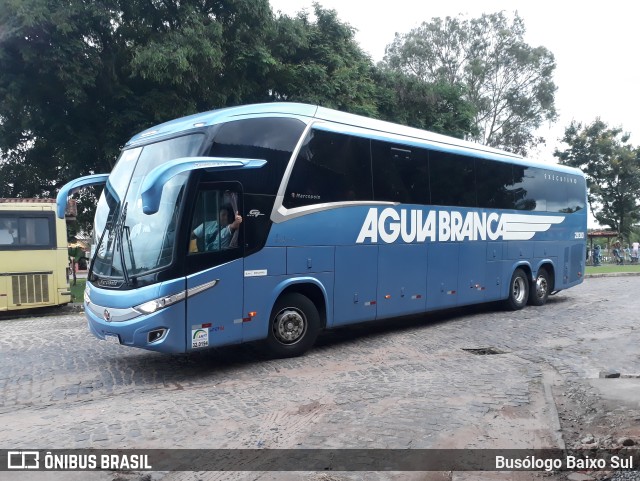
[69,278,86,302]
[585,263,640,275]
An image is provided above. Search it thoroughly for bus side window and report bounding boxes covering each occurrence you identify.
[207,117,306,197]
[372,141,429,204]
[283,129,373,209]
[476,159,516,209]
[429,150,477,208]
[0,216,52,247]
[19,217,51,245]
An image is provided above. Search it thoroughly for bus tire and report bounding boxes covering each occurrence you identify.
[266,293,320,358]
[529,268,550,306]
[505,268,529,310]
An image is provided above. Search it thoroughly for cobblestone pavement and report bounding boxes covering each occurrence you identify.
[1,276,640,481]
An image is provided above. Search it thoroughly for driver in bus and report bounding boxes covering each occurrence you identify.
[190,203,242,252]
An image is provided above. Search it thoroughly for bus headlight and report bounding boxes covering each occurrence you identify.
[134,291,186,314]
[84,286,91,304]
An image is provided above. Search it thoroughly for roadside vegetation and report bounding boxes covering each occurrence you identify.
[585,264,640,275]
[70,279,86,303]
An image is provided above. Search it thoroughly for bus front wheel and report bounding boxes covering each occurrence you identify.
[505,268,529,310]
[266,293,320,358]
[529,268,550,306]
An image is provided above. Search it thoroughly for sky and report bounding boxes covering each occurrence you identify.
[269,0,640,228]
[269,0,640,156]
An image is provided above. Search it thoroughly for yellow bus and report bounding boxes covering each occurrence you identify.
[0,198,72,311]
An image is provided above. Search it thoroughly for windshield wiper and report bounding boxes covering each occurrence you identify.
[123,225,137,274]
[89,201,120,282]
[115,202,132,286]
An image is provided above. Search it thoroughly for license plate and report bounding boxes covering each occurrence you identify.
[104,333,120,344]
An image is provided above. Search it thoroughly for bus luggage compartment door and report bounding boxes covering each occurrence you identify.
[333,245,378,326]
[377,244,426,319]
[427,243,459,309]
[457,243,487,305]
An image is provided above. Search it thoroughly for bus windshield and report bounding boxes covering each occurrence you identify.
[92,134,204,280]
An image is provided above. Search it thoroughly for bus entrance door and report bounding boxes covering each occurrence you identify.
[185,185,245,350]
[186,260,244,350]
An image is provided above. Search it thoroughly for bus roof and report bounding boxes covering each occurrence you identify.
[125,102,582,177]
[126,103,318,147]
[0,198,56,211]
[0,198,56,204]
[0,198,77,217]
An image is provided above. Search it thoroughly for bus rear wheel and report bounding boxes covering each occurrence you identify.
[505,268,529,310]
[266,293,320,358]
[529,268,550,306]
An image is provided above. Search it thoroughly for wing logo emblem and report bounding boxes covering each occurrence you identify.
[500,214,565,241]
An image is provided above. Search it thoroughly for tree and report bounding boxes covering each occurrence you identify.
[0,0,276,229]
[554,119,640,240]
[383,11,557,155]
[267,4,378,116]
[268,4,476,137]
[0,0,478,233]
[372,69,477,139]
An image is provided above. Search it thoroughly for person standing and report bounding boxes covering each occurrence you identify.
[593,244,602,266]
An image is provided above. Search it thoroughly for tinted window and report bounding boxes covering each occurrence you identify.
[567,175,587,213]
[20,218,51,245]
[284,129,373,208]
[372,140,429,204]
[476,159,516,209]
[429,151,476,207]
[0,214,53,249]
[512,167,586,213]
[208,118,306,195]
[513,166,542,211]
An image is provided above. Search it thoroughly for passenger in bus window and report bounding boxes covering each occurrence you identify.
[0,219,17,245]
[191,203,242,252]
[0,228,12,244]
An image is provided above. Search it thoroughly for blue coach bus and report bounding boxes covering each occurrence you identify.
[57,103,587,357]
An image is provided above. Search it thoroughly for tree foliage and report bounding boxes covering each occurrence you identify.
[0,0,477,231]
[267,5,378,116]
[267,5,475,136]
[372,69,477,139]
[0,0,275,184]
[0,0,278,227]
[554,119,640,239]
[383,11,557,154]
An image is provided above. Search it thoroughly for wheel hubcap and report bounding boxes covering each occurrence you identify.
[513,277,526,303]
[273,308,306,345]
[536,276,548,299]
